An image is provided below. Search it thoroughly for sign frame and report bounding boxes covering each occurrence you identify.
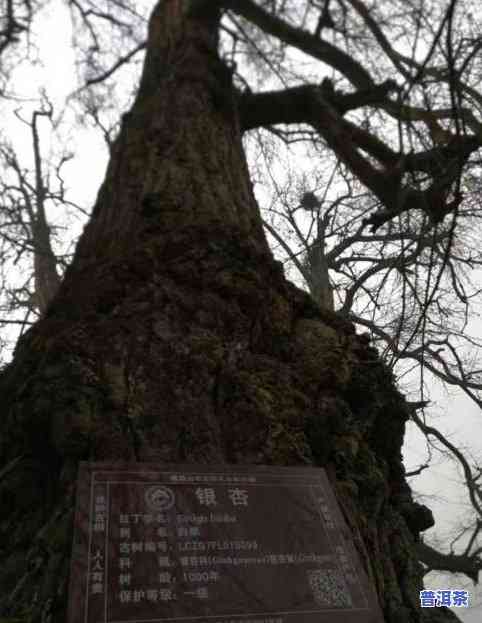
[68,462,385,623]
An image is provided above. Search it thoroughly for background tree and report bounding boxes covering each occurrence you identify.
[261,163,482,584]
[0,97,88,347]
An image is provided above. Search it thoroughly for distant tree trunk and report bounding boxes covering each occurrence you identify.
[31,108,62,316]
[32,217,61,315]
[0,2,460,623]
[304,215,334,311]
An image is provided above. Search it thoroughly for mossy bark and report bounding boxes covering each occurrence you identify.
[0,2,460,622]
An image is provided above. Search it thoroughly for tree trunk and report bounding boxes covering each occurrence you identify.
[0,2,460,623]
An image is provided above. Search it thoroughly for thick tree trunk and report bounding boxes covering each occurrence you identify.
[0,2,460,623]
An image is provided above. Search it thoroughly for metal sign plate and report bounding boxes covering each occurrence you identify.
[68,463,384,623]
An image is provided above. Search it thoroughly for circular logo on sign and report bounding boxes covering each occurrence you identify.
[145,485,175,510]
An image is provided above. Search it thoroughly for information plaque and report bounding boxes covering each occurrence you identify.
[68,463,385,623]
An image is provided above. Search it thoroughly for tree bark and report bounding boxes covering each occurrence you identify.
[0,2,461,623]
